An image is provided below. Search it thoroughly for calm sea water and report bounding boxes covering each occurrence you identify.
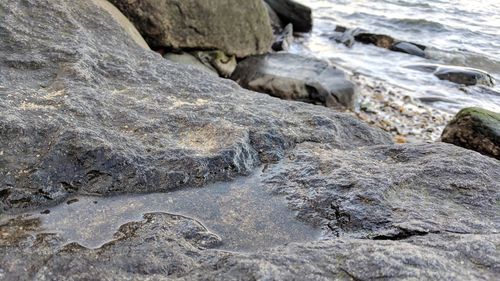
[293,0,500,113]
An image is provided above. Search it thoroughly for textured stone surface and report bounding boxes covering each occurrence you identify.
[231,53,358,110]
[1,213,499,280]
[261,142,500,238]
[0,0,389,212]
[108,0,274,57]
[442,107,500,159]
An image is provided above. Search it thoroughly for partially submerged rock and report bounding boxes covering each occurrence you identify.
[442,107,500,159]
[108,0,273,57]
[390,41,426,57]
[332,26,428,57]
[231,53,357,109]
[264,0,313,33]
[354,32,396,49]
[434,66,495,86]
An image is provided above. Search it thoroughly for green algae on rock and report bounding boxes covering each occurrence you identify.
[442,107,500,159]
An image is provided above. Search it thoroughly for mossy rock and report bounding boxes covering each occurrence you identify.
[442,107,500,159]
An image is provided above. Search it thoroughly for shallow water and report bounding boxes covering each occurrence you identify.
[0,167,320,252]
[293,0,500,113]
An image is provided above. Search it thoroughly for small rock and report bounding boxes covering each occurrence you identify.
[272,23,294,52]
[192,50,237,78]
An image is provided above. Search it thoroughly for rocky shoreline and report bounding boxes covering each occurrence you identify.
[1,0,499,280]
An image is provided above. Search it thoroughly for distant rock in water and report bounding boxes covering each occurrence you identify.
[434,66,495,87]
[333,26,428,58]
[354,32,395,49]
[108,0,273,57]
[231,53,357,110]
[264,0,313,33]
[404,64,495,87]
[442,107,500,159]
[390,41,426,57]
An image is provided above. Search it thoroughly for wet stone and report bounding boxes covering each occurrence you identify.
[1,168,320,252]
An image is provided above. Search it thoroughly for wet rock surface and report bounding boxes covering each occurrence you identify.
[1,0,500,280]
[442,107,500,159]
[108,0,274,57]
[231,53,357,109]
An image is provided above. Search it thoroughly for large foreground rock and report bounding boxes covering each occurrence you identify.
[108,0,273,57]
[0,0,389,212]
[442,107,500,159]
[1,0,499,280]
[231,53,358,109]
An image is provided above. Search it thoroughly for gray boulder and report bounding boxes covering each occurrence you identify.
[108,0,274,57]
[231,53,358,110]
[264,0,313,33]
[0,0,389,212]
[442,107,500,159]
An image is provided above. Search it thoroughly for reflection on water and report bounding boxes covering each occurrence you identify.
[0,168,320,252]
